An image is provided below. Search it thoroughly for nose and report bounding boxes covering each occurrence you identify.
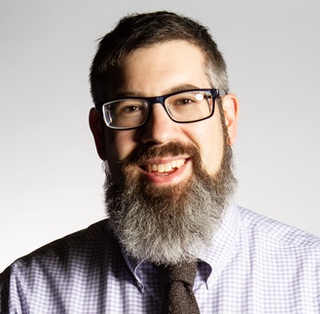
[140,103,181,145]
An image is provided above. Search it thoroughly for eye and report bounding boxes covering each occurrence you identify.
[115,101,145,116]
[174,98,195,106]
[171,92,205,107]
[121,105,141,113]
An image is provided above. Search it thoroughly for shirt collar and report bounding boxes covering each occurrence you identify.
[197,200,240,288]
[121,248,145,292]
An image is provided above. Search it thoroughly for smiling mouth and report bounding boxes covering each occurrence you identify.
[143,159,186,173]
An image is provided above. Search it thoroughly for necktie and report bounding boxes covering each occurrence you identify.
[159,260,200,314]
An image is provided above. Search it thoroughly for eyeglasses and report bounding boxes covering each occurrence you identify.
[99,88,226,130]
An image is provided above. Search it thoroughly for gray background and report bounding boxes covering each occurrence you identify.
[1,0,319,272]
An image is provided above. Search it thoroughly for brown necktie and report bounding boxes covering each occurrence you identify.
[159,261,200,314]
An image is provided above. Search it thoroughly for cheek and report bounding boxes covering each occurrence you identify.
[105,130,137,162]
[191,120,225,176]
[104,131,138,183]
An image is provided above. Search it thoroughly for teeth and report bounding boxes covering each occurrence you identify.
[146,159,186,173]
[158,164,165,173]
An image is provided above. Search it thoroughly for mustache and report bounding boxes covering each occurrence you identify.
[121,142,201,166]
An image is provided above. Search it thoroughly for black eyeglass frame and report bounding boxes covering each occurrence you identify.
[96,88,226,130]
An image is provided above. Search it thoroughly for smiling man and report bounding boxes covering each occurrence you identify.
[89,38,238,267]
[1,11,320,314]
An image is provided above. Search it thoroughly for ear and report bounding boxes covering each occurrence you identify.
[222,93,239,146]
[89,108,107,160]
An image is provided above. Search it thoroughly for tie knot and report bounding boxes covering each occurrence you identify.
[159,260,198,286]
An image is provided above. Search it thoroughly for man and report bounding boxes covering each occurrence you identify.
[1,11,319,313]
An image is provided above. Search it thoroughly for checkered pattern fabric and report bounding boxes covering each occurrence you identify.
[1,202,320,313]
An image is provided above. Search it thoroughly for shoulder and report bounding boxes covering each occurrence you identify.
[0,220,128,312]
[238,206,320,252]
[0,219,121,280]
[23,219,116,259]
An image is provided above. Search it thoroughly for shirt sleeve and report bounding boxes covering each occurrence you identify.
[0,264,29,314]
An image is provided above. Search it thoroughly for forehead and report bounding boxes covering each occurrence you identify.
[110,40,211,98]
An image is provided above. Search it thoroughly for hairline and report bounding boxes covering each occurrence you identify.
[104,39,222,100]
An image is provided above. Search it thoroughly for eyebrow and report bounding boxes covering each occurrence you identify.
[114,84,203,99]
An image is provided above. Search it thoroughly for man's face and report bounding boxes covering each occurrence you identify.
[101,40,232,186]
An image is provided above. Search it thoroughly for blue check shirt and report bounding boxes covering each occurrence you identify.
[1,202,320,313]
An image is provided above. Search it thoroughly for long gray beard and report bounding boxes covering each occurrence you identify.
[103,140,236,266]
